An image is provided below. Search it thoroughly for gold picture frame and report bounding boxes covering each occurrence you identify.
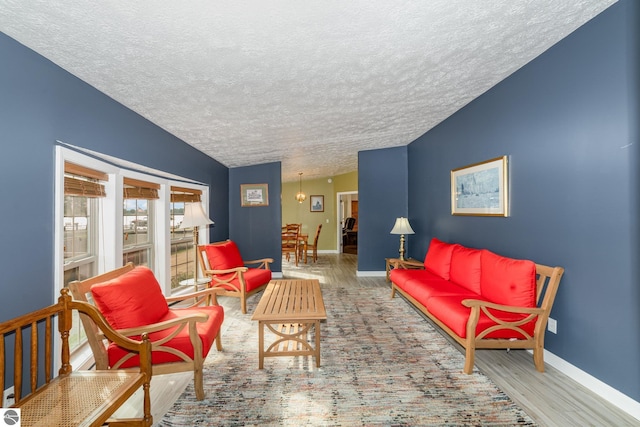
[451,156,508,217]
[241,183,269,207]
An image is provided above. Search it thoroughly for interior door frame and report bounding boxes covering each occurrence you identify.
[336,191,358,253]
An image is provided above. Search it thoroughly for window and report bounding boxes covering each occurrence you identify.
[62,161,107,353]
[123,178,159,269]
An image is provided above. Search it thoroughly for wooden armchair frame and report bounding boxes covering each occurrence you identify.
[69,263,223,400]
[197,241,274,314]
[0,289,153,426]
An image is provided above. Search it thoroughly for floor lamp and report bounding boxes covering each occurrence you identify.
[180,202,213,289]
[390,217,415,261]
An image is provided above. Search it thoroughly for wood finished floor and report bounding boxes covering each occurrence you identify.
[116,253,639,426]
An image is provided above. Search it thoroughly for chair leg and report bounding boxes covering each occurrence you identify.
[194,364,205,400]
[215,332,223,351]
[241,296,247,314]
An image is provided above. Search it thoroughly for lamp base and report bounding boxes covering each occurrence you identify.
[398,234,406,261]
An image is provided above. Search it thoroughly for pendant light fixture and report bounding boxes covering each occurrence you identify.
[295,172,306,203]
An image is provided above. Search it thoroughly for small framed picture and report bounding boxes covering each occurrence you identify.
[310,195,324,212]
[451,156,508,216]
[240,183,269,207]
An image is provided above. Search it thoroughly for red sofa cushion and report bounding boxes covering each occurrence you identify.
[108,305,224,368]
[213,267,272,293]
[405,277,478,309]
[449,245,482,294]
[424,238,457,280]
[390,269,433,289]
[205,241,244,270]
[91,266,169,330]
[426,295,535,339]
[480,250,536,308]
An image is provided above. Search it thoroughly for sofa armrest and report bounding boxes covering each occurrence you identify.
[391,258,425,270]
[462,299,543,315]
[462,299,545,340]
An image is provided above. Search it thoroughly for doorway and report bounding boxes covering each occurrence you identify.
[336,191,358,254]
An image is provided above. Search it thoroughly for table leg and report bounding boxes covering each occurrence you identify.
[314,320,321,367]
[258,322,264,369]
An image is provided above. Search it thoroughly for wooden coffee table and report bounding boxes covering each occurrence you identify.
[251,279,326,369]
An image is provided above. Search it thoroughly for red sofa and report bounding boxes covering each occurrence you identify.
[390,238,564,374]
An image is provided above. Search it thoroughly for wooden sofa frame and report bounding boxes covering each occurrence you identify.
[390,259,564,374]
[0,288,152,426]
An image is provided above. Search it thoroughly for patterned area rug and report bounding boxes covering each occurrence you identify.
[159,284,535,426]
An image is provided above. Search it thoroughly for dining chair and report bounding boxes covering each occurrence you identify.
[302,224,323,263]
[282,227,300,266]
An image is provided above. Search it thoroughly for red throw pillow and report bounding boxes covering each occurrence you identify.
[91,266,169,329]
[480,249,536,308]
[205,241,244,270]
[424,238,456,280]
[449,245,482,294]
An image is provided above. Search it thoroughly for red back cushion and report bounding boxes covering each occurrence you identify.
[205,241,244,270]
[91,266,169,329]
[449,245,482,294]
[480,249,536,307]
[424,238,456,280]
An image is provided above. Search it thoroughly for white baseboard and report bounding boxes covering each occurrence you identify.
[540,350,640,421]
[356,270,386,277]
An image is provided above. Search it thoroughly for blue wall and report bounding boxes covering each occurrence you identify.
[358,146,411,271]
[406,1,639,401]
[229,163,283,271]
[0,33,229,321]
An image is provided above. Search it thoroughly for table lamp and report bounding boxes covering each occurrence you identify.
[390,217,414,260]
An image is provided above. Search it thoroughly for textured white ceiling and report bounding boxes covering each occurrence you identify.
[0,0,616,181]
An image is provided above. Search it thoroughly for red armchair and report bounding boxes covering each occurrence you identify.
[69,263,224,400]
[197,240,273,314]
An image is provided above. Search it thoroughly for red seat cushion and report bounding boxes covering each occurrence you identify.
[389,269,434,289]
[205,241,244,270]
[108,305,224,368]
[212,267,272,293]
[480,249,536,308]
[426,295,535,339]
[423,238,457,280]
[91,266,169,329]
[449,245,482,294]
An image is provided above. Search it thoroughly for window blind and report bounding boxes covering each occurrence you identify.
[123,177,160,200]
[64,161,108,197]
[170,186,202,203]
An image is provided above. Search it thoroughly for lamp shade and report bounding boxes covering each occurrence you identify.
[180,202,214,228]
[390,217,414,235]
